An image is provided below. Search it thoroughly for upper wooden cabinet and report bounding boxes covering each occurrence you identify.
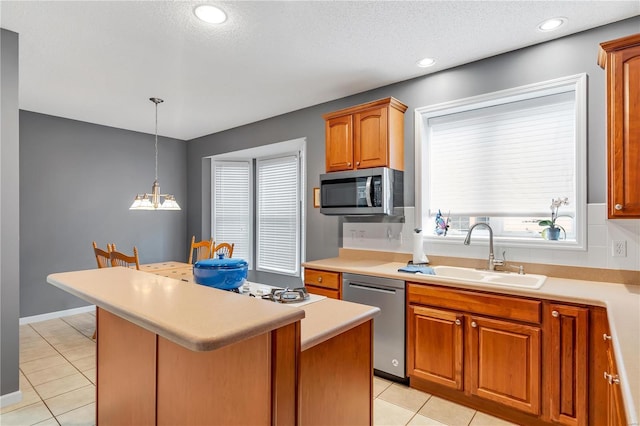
[598,33,640,218]
[323,97,408,172]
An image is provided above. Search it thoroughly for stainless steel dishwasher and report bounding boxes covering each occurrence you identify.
[342,273,405,381]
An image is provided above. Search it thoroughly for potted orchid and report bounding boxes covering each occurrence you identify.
[539,197,569,240]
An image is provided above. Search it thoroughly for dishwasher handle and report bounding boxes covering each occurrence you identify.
[347,282,397,295]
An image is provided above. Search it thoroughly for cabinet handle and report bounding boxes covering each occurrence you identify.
[317,276,323,283]
[455,319,461,326]
[471,321,477,328]
[604,371,621,385]
[615,204,623,211]
[356,161,360,166]
[551,310,559,318]
[603,333,612,341]
[347,162,351,167]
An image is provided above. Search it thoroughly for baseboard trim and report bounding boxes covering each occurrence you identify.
[0,390,23,409]
[19,305,96,325]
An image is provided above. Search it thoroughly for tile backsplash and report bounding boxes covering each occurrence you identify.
[343,205,640,271]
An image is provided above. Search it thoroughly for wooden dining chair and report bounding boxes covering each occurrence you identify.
[92,241,113,268]
[109,246,140,270]
[91,241,117,339]
[213,242,234,258]
[188,236,213,264]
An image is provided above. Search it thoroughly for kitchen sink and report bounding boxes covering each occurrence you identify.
[431,266,547,289]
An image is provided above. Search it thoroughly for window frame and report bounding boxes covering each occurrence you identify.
[209,138,306,276]
[414,73,588,250]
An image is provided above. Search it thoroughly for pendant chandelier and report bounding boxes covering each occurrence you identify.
[129,98,181,211]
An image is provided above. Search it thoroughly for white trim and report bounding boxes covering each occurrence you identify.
[0,390,23,409]
[19,305,95,325]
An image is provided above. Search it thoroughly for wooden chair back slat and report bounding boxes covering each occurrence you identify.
[188,236,213,264]
[109,246,140,270]
[213,242,234,259]
[93,241,115,269]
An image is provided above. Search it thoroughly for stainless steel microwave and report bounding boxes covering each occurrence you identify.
[319,167,404,216]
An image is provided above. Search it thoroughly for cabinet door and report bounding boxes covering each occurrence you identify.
[408,305,464,390]
[467,316,541,415]
[605,338,627,426]
[548,304,589,426]
[325,115,354,172]
[604,38,640,218]
[354,106,388,169]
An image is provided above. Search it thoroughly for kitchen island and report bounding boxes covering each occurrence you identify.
[47,266,379,425]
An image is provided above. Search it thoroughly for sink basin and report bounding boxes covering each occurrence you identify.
[431,266,547,289]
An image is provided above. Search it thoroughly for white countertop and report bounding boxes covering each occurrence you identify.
[47,267,305,351]
[303,256,640,426]
[47,265,380,355]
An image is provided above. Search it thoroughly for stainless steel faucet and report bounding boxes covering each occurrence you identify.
[463,223,504,271]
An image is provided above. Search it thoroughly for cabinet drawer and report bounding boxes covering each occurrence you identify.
[305,269,340,291]
[306,285,340,300]
[408,283,541,324]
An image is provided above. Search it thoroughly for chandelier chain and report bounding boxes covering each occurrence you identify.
[154,100,159,182]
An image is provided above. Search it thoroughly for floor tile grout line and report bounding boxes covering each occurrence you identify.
[44,399,95,421]
[20,321,95,416]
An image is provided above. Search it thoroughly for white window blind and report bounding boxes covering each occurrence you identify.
[427,91,576,217]
[256,155,300,275]
[212,161,251,262]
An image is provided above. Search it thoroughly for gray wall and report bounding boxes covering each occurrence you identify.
[1,29,20,398]
[187,17,640,263]
[19,111,188,317]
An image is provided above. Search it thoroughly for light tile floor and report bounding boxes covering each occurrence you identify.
[2,312,519,426]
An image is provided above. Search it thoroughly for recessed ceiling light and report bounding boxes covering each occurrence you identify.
[417,57,436,68]
[194,5,227,24]
[537,17,567,32]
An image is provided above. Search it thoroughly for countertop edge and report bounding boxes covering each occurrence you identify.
[300,302,380,351]
[47,271,305,352]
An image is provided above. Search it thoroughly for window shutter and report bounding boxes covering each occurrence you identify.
[256,155,300,275]
[212,161,251,262]
[427,91,576,217]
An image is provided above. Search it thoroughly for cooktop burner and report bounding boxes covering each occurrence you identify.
[261,287,310,304]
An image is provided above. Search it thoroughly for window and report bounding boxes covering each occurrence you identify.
[256,155,300,275]
[415,74,587,248]
[212,161,252,262]
[211,138,305,276]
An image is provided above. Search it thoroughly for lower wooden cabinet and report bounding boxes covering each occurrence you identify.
[546,303,589,426]
[406,282,622,426]
[468,315,541,415]
[304,268,341,299]
[590,306,627,426]
[408,305,464,390]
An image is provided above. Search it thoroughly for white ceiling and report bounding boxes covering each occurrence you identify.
[1,1,638,141]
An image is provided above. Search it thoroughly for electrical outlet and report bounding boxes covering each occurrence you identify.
[612,240,627,257]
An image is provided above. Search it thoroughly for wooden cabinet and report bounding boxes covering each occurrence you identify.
[545,303,588,426]
[323,97,407,172]
[304,268,341,299]
[467,315,541,415]
[605,346,626,426]
[590,307,627,426]
[407,283,542,417]
[598,33,640,218]
[408,305,464,390]
[405,282,635,426]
